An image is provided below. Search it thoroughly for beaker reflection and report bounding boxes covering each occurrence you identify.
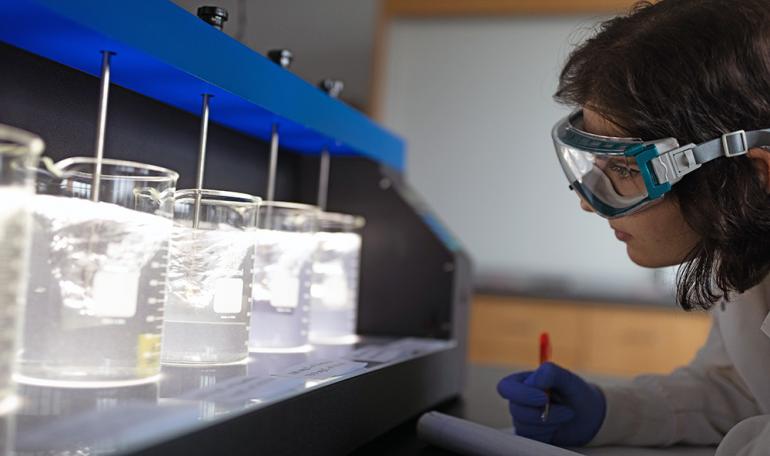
[0,413,14,456]
[13,381,158,455]
[160,362,247,420]
[246,351,311,377]
[160,363,247,397]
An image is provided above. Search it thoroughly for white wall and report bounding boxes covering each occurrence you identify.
[381,17,664,295]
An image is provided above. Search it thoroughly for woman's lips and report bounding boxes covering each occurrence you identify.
[613,228,632,242]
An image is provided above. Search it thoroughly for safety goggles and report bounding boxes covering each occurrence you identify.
[552,110,770,218]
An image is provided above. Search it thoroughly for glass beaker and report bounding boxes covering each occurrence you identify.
[19,157,178,387]
[249,202,319,352]
[309,212,365,345]
[0,124,43,415]
[161,189,260,365]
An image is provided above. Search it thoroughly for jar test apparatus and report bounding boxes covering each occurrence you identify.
[1,2,471,452]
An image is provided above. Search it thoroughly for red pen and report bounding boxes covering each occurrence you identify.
[539,332,551,422]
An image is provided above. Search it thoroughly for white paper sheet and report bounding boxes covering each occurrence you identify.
[418,412,716,456]
[272,359,366,380]
[181,375,304,404]
[347,338,454,363]
[417,411,584,456]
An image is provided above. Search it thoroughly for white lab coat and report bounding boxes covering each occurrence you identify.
[589,274,770,455]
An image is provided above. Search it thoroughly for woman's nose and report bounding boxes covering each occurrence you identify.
[579,196,595,213]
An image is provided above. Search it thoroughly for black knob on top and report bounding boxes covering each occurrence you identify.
[318,79,344,99]
[267,49,294,69]
[197,6,229,30]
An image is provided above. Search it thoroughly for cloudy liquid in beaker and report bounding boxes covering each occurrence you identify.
[309,232,362,344]
[249,230,317,351]
[19,195,170,386]
[161,227,253,364]
[0,189,30,411]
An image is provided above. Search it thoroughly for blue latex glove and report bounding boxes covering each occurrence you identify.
[496,362,606,447]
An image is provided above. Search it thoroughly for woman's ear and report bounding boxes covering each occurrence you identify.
[747,147,770,193]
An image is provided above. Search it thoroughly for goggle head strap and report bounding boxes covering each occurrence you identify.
[649,129,770,188]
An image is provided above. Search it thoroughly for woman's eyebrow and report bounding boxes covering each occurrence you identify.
[605,157,640,169]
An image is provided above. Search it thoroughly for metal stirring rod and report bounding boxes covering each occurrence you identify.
[82,50,114,286]
[264,49,293,204]
[92,51,114,202]
[316,78,344,211]
[193,93,211,229]
[266,125,279,202]
[263,125,280,229]
[317,149,330,211]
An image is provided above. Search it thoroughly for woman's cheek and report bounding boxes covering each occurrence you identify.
[620,201,699,267]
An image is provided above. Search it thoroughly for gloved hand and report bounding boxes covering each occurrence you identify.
[496,362,606,447]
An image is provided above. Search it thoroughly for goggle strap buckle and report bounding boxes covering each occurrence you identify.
[651,144,700,185]
[722,130,748,157]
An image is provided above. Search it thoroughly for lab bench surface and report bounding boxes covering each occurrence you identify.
[7,337,462,455]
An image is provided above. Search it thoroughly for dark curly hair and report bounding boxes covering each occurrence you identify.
[555,0,770,310]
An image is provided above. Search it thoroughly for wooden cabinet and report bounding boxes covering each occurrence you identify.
[469,295,711,377]
[469,295,583,368]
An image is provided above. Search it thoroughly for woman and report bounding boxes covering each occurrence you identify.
[497,1,770,454]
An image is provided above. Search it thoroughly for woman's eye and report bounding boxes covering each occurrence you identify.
[609,164,639,179]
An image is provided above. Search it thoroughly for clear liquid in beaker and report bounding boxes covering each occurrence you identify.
[309,232,362,344]
[249,230,317,351]
[161,227,253,364]
[0,188,30,411]
[19,195,170,386]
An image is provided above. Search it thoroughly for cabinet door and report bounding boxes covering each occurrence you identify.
[581,306,711,376]
[469,295,582,368]
[469,295,711,377]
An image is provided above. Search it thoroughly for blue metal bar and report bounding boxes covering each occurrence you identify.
[0,0,405,171]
